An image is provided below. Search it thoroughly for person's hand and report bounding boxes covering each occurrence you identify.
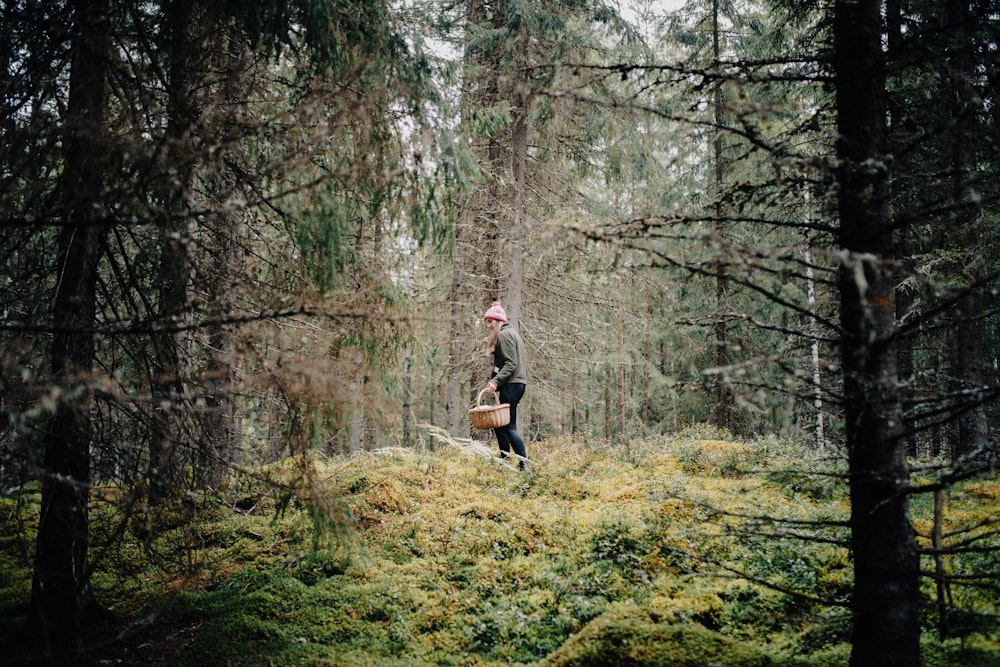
[487,381,497,392]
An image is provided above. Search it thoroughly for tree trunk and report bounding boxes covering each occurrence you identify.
[349,369,364,453]
[952,291,987,459]
[885,0,920,460]
[946,0,988,461]
[199,24,250,487]
[447,0,515,436]
[932,489,952,639]
[26,0,109,639]
[617,323,626,436]
[603,367,611,440]
[896,285,918,457]
[446,220,467,435]
[930,346,946,457]
[505,79,528,332]
[834,2,920,665]
[149,0,209,503]
[571,352,580,435]
[201,226,240,483]
[504,74,529,436]
[642,287,651,430]
[804,237,825,450]
[709,0,733,433]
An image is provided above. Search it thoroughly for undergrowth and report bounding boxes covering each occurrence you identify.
[1,429,998,666]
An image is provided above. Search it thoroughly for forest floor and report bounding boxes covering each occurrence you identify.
[5,613,197,666]
[3,426,999,666]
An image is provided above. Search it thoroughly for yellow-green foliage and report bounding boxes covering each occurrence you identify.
[540,607,772,667]
[675,439,758,476]
[2,429,998,666]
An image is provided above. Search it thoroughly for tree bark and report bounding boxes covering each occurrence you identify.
[149,0,209,504]
[447,0,512,436]
[804,236,825,450]
[885,0,919,460]
[446,219,468,435]
[617,322,626,436]
[199,24,250,487]
[834,1,920,665]
[26,0,109,639]
[505,76,528,332]
[709,0,733,433]
[504,69,529,436]
[642,287,651,430]
[932,489,951,639]
[946,0,988,461]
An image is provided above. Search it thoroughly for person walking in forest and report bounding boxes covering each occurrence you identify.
[483,301,528,469]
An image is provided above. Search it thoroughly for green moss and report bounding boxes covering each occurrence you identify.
[0,551,31,612]
[541,606,773,667]
[776,643,851,667]
[921,636,1000,667]
[2,438,998,666]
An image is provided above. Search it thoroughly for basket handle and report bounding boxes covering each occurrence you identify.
[476,387,500,407]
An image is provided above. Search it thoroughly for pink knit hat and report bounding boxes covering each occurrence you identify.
[483,301,507,322]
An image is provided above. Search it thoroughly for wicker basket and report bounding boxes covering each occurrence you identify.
[469,387,510,430]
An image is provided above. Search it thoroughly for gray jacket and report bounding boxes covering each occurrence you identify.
[491,323,527,386]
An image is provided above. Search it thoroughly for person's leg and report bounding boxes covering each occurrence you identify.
[499,383,527,467]
[506,423,526,462]
[493,424,511,455]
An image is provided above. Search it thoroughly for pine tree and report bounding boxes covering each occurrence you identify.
[26,0,111,637]
[833,0,920,662]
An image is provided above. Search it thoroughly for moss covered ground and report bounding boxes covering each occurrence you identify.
[2,427,998,665]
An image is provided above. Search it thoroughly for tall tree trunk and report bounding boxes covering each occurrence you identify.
[571,349,580,434]
[617,323,626,436]
[349,369,364,453]
[709,0,733,433]
[446,219,467,435]
[946,0,988,461]
[834,1,920,666]
[505,80,528,331]
[932,488,952,639]
[26,0,109,638]
[885,0,920,459]
[930,345,946,457]
[642,286,651,430]
[447,0,512,435]
[201,216,239,483]
[603,367,611,440]
[804,236,825,450]
[895,284,918,456]
[504,73,529,436]
[199,24,250,487]
[149,1,209,504]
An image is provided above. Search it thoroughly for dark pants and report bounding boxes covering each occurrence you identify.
[494,382,526,465]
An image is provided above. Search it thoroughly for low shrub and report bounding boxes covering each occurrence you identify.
[540,606,773,667]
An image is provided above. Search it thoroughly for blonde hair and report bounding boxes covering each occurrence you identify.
[486,321,500,357]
